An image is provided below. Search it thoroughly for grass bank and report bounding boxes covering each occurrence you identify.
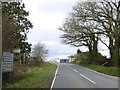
[3,62,56,88]
[79,64,120,77]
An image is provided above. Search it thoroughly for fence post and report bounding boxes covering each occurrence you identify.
[0,2,2,90]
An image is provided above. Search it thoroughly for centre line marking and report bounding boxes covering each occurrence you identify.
[80,74,96,84]
[73,69,78,72]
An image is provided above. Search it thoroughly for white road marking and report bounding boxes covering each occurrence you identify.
[50,64,59,90]
[73,69,78,72]
[80,74,96,84]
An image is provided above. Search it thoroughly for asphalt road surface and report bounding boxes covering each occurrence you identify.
[53,63,118,88]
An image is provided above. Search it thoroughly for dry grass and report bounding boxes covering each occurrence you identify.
[3,62,56,88]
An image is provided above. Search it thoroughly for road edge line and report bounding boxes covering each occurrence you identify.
[50,64,59,90]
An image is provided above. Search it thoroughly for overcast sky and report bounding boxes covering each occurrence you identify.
[22,0,109,60]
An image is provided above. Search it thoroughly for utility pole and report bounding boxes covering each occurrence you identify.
[0,1,2,90]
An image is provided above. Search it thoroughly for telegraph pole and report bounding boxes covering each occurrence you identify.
[0,1,2,90]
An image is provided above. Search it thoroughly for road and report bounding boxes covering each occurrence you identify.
[52,63,118,89]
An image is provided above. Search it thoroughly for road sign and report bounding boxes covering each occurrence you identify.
[2,52,13,73]
[60,59,69,63]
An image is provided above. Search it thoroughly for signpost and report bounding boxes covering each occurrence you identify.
[2,52,13,73]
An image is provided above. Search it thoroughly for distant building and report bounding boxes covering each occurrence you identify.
[68,56,75,62]
[55,58,60,63]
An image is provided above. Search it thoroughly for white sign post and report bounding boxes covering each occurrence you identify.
[12,48,20,53]
[0,2,2,90]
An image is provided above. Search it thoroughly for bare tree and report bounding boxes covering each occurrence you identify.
[59,0,120,66]
[32,43,48,63]
[59,3,99,64]
[80,1,120,66]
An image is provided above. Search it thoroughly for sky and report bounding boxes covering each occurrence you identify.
[22,0,109,60]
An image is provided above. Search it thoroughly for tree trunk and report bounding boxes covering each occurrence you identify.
[113,37,119,66]
[93,36,98,64]
[109,37,118,66]
[88,45,93,64]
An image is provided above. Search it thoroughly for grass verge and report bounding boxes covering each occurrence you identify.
[79,64,120,77]
[3,63,56,88]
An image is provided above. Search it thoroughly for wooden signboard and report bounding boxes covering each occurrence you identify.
[2,52,13,73]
